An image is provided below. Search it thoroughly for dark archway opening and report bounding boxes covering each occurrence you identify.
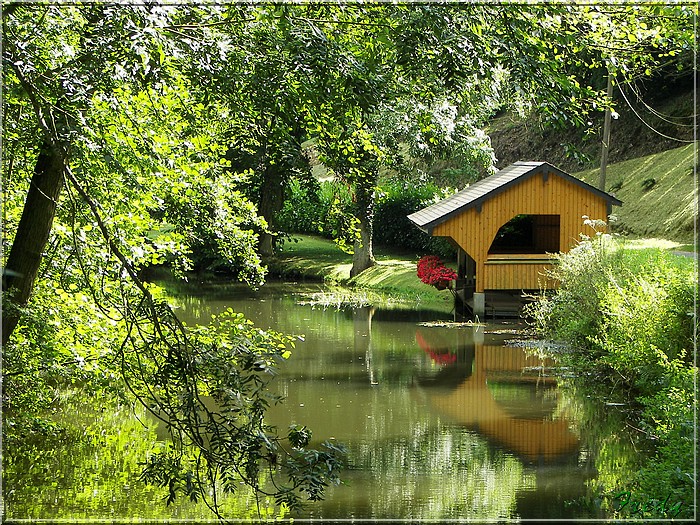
[489,214,560,254]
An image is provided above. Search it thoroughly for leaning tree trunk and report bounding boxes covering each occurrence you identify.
[350,179,376,278]
[2,140,65,345]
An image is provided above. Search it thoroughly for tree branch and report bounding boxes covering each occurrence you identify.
[3,356,101,377]
[3,49,63,153]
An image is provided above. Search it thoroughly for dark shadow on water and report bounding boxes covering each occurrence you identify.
[415,343,476,388]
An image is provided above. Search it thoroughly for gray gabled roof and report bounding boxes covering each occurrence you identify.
[407,161,622,234]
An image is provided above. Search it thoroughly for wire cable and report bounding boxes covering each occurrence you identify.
[622,75,697,126]
[617,81,696,143]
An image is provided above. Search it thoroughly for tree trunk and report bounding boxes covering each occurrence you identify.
[350,180,376,278]
[2,141,65,345]
[257,165,285,257]
[350,218,375,277]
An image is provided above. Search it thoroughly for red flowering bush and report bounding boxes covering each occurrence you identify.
[416,255,457,288]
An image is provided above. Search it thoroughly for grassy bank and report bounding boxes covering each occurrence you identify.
[575,143,697,244]
[525,233,696,519]
[267,235,454,309]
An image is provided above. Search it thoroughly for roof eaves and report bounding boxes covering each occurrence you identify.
[407,161,622,234]
[407,162,546,231]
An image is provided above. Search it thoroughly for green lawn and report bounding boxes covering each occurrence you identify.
[267,235,454,309]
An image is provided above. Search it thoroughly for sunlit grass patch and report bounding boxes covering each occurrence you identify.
[619,237,684,250]
[576,143,696,243]
[295,288,405,309]
[270,235,454,309]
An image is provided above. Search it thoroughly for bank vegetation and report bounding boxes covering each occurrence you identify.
[524,221,696,519]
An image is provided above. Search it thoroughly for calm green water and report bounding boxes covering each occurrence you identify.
[3,281,644,521]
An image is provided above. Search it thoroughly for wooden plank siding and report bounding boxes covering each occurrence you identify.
[483,257,557,290]
[433,170,610,292]
[477,343,556,373]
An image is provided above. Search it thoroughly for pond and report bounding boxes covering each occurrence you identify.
[3,280,646,522]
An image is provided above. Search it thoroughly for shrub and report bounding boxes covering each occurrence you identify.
[525,226,622,348]
[276,177,326,235]
[525,222,696,518]
[641,177,656,191]
[634,362,696,518]
[592,264,694,388]
[373,178,456,258]
[277,178,353,240]
[416,255,458,287]
[277,178,327,234]
[608,180,623,192]
[527,227,694,375]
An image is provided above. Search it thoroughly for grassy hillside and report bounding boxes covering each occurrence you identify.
[574,143,697,244]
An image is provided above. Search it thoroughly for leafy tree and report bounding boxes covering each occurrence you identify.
[316,115,384,275]
[165,3,402,273]
[2,3,344,517]
[206,5,315,257]
[168,3,384,260]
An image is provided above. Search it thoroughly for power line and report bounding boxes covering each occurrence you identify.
[616,81,696,143]
[622,75,697,127]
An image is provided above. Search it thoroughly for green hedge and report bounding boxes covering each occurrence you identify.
[277,178,353,239]
[278,177,456,258]
[373,179,455,258]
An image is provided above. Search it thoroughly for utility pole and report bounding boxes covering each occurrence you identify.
[598,71,614,191]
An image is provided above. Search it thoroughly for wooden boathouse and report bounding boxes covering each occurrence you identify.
[408,161,622,317]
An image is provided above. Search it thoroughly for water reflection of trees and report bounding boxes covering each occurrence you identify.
[8,284,649,521]
[324,426,537,519]
[173,284,640,519]
[3,397,264,520]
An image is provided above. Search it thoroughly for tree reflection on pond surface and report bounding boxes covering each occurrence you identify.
[4,282,640,521]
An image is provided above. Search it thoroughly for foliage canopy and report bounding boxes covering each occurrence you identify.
[2,2,695,520]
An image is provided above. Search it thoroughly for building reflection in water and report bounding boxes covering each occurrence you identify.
[415,326,579,465]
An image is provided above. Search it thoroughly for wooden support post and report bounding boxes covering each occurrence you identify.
[599,71,614,191]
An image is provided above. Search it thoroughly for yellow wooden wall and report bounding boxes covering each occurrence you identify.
[433,170,610,292]
[483,257,558,290]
